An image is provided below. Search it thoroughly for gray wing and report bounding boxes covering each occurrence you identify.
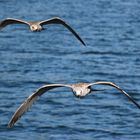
[0,18,29,30]
[8,84,72,128]
[88,81,140,109]
[39,17,86,46]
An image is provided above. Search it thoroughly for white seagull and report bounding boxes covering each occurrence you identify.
[8,81,140,128]
[0,17,86,46]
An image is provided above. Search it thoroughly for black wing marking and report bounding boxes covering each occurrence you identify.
[89,81,140,109]
[0,18,29,30]
[8,84,72,128]
[39,17,86,46]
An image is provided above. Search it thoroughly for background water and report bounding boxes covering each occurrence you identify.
[0,0,140,139]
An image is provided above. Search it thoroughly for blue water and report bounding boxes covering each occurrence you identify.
[0,0,140,139]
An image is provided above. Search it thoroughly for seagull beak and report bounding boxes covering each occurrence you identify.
[75,95,84,99]
[76,95,80,98]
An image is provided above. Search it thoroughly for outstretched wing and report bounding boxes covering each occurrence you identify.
[89,81,140,109]
[39,17,86,46]
[8,84,72,128]
[0,18,29,30]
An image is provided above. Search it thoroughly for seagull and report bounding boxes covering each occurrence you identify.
[0,17,86,46]
[7,81,140,128]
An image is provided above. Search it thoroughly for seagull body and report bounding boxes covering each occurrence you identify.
[8,81,140,128]
[28,22,42,31]
[0,17,86,46]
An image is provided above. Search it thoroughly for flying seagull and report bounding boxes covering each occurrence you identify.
[0,17,86,46]
[7,81,140,128]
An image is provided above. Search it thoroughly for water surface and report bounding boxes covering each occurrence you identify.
[0,0,140,140]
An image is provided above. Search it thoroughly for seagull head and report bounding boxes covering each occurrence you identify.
[30,24,42,31]
[73,87,91,98]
